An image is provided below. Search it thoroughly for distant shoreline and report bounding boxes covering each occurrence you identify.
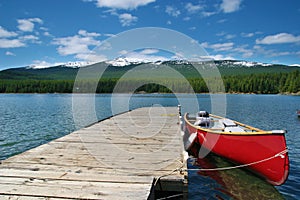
[0,92,299,96]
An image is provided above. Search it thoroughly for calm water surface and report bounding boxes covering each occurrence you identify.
[0,94,299,199]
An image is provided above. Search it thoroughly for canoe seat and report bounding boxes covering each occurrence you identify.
[221,118,245,133]
[224,126,245,133]
[221,118,237,127]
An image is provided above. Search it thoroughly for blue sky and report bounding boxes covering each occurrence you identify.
[0,0,299,69]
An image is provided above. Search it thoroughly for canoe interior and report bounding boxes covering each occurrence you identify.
[185,113,285,135]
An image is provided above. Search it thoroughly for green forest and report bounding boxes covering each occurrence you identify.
[0,70,299,94]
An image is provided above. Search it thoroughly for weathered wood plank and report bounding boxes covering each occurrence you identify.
[0,195,70,200]
[0,168,154,183]
[0,177,151,200]
[0,107,187,199]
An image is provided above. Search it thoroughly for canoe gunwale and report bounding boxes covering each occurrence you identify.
[184,113,286,136]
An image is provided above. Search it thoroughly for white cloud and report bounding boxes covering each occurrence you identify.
[17,18,43,32]
[122,51,169,62]
[75,53,107,62]
[217,19,227,23]
[241,32,262,38]
[256,33,300,44]
[202,42,254,59]
[233,46,253,58]
[117,49,161,60]
[200,54,235,60]
[172,52,185,60]
[40,27,48,31]
[53,36,99,55]
[0,26,18,38]
[140,48,159,55]
[5,51,16,56]
[216,31,226,37]
[200,42,209,48]
[30,60,54,69]
[185,3,203,14]
[118,13,138,26]
[253,45,297,58]
[19,35,40,43]
[165,6,181,17]
[29,18,43,24]
[225,34,236,40]
[52,30,102,62]
[95,0,155,9]
[104,33,116,38]
[119,50,128,55]
[183,17,191,21]
[184,2,216,17]
[98,41,112,51]
[0,38,26,48]
[241,32,254,38]
[217,32,236,39]
[220,0,242,13]
[103,8,118,16]
[211,43,234,51]
[202,42,234,51]
[201,11,217,17]
[78,29,101,37]
[44,32,52,37]
[39,27,52,37]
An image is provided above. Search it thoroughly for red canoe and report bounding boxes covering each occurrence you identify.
[183,111,289,186]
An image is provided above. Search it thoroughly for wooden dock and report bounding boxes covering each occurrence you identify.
[0,107,187,199]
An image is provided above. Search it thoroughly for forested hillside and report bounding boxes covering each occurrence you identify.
[0,61,299,94]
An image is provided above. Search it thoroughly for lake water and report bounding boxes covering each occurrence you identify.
[0,93,299,199]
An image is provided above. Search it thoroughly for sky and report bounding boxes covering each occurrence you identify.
[0,0,300,70]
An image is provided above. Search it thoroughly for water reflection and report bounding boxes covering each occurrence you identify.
[189,153,284,200]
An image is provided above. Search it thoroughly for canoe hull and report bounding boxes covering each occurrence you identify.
[184,116,289,186]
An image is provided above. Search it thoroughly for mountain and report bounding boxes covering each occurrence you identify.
[0,60,299,81]
[0,59,299,94]
[27,61,94,69]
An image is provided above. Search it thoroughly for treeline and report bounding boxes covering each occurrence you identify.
[0,80,74,93]
[223,70,300,94]
[0,70,299,94]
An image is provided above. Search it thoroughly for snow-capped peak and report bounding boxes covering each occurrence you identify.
[27,61,93,69]
[216,60,272,67]
[290,64,300,67]
[105,57,149,67]
[232,61,272,67]
[105,52,170,67]
[64,61,93,68]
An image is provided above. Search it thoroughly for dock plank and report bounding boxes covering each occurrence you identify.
[0,107,187,199]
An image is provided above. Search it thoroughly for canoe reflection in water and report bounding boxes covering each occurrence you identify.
[188,153,285,200]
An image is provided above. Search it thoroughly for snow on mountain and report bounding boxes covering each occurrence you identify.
[233,61,272,67]
[26,58,279,69]
[290,64,300,67]
[216,60,272,67]
[27,61,93,69]
[105,55,170,67]
[105,57,147,67]
[105,57,276,68]
[64,61,94,68]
